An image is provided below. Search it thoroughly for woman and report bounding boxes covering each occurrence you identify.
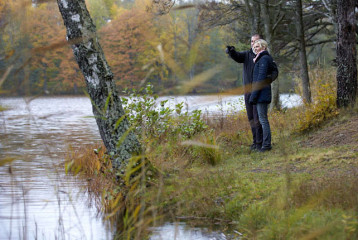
[249,39,274,152]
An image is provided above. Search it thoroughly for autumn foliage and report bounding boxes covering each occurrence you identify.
[0,0,239,95]
[100,8,156,89]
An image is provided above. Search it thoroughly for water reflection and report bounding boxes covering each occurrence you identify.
[150,222,231,240]
[0,97,108,240]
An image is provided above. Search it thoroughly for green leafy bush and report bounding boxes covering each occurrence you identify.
[121,84,208,142]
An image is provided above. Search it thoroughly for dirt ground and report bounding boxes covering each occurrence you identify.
[301,114,358,149]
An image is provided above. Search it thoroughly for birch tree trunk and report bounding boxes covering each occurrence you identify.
[57,0,140,170]
[336,0,357,108]
[295,0,311,103]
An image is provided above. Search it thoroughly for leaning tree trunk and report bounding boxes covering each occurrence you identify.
[57,0,140,170]
[336,0,357,108]
[295,0,311,104]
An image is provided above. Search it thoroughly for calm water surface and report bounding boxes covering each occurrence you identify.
[0,97,108,240]
[0,95,301,240]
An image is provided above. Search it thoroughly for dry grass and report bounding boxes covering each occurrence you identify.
[65,144,118,212]
[292,170,358,209]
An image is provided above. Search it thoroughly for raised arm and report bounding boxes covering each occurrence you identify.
[226,46,247,63]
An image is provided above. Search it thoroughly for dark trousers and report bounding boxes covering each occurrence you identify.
[257,103,272,148]
[244,93,263,146]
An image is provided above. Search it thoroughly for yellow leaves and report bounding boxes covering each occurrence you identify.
[5,49,15,59]
[134,0,153,11]
[296,99,338,133]
[110,5,127,19]
[0,1,5,10]
[295,68,338,133]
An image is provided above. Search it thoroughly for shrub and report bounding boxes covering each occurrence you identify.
[295,67,339,132]
[121,84,208,142]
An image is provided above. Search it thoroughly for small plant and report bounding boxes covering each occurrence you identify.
[184,132,222,166]
[178,109,208,138]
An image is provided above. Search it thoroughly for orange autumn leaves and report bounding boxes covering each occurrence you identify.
[2,0,229,95]
[100,8,157,88]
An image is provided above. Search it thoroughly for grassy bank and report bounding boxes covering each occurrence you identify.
[66,69,358,239]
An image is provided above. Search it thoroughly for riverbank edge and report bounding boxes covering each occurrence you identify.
[65,101,358,239]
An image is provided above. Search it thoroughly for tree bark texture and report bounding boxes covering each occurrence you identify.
[244,0,261,40]
[261,0,280,111]
[336,0,357,108]
[295,0,311,103]
[57,0,140,170]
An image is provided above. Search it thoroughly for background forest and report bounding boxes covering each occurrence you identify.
[0,0,337,96]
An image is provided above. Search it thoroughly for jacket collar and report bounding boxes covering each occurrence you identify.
[253,50,269,63]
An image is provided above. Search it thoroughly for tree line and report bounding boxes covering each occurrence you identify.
[0,0,237,95]
[1,0,350,100]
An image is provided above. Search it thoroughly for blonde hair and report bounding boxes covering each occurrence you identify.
[254,39,269,52]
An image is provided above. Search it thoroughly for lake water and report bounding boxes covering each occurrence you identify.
[0,95,301,240]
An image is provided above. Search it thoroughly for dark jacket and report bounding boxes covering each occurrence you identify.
[249,51,274,104]
[227,48,256,93]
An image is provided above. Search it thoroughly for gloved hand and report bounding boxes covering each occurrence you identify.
[225,46,235,54]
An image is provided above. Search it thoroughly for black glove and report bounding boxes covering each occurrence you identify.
[225,46,235,54]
